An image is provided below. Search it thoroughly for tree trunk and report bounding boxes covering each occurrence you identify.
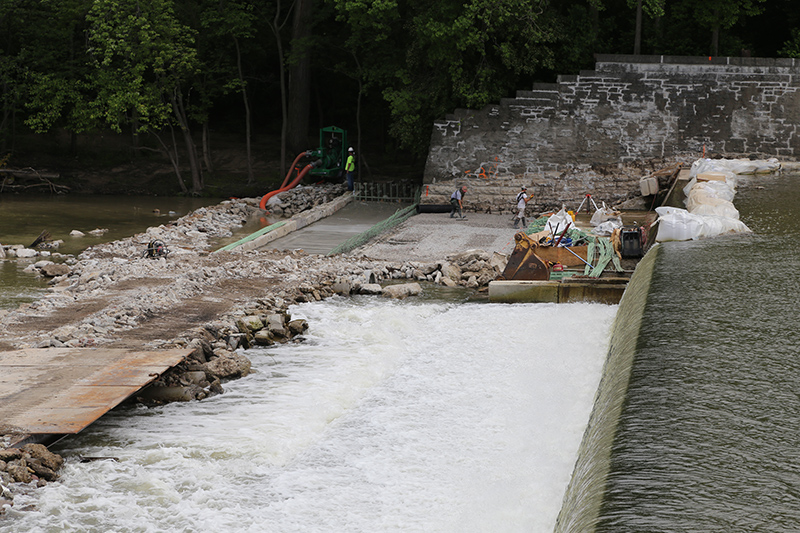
[634,0,642,55]
[171,88,203,193]
[269,0,294,178]
[202,122,214,174]
[590,4,600,37]
[711,9,720,56]
[711,25,719,56]
[233,36,253,183]
[287,0,313,157]
[153,129,188,194]
[131,112,140,159]
[654,14,663,53]
[353,52,363,183]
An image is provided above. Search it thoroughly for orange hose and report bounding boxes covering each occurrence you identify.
[259,152,311,211]
[280,152,308,189]
[259,163,314,210]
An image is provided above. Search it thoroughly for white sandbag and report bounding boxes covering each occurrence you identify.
[655,208,705,241]
[545,208,574,234]
[655,206,683,217]
[655,207,750,241]
[698,216,750,238]
[594,219,623,236]
[690,157,779,177]
[685,189,740,219]
[689,202,740,219]
[590,202,621,227]
[690,180,736,202]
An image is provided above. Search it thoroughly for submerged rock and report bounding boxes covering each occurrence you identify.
[382,282,423,299]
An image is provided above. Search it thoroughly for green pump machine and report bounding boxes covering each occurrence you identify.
[259,126,348,210]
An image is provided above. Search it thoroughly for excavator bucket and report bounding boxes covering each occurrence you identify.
[498,232,550,281]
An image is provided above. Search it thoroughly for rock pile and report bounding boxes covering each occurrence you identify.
[0,187,509,508]
[0,444,64,512]
[265,183,348,217]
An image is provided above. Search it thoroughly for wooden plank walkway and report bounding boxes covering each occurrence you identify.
[0,348,190,443]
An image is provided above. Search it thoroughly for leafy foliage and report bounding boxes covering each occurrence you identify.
[0,0,798,169]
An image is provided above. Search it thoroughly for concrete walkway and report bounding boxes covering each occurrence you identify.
[352,212,532,262]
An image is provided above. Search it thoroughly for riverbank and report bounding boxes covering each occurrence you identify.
[0,186,510,509]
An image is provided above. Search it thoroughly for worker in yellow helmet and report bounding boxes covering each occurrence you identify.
[345,147,355,191]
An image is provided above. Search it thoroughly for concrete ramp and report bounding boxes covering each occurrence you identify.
[0,348,190,444]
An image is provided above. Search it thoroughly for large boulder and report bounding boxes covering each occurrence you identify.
[266,313,287,337]
[41,263,71,277]
[204,351,252,380]
[358,283,383,295]
[236,315,264,333]
[15,248,37,258]
[21,444,63,472]
[440,263,461,282]
[6,461,31,483]
[382,282,423,299]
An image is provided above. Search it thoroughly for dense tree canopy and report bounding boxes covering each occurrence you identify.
[0,0,797,192]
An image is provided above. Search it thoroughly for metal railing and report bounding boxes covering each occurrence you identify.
[354,181,420,203]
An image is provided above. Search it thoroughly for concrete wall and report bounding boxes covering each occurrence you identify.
[423,55,800,214]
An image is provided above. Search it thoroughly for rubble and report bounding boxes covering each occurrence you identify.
[0,186,505,510]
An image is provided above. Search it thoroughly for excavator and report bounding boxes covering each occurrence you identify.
[259,126,348,211]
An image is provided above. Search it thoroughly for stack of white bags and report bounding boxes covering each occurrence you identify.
[655,158,780,241]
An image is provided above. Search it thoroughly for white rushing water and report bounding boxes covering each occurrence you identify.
[2,298,617,533]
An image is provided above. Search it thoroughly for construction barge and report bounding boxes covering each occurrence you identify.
[488,165,687,304]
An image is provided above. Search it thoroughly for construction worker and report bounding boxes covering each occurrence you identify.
[450,185,468,219]
[513,186,532,229]
[345,147,356,191]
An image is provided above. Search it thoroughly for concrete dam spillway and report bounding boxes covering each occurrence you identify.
[558,170,800,531]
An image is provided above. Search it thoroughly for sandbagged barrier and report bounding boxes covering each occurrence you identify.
[655,158,779,242]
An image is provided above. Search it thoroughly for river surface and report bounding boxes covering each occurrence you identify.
[592,171,800,531]
[0,196,404,309]
[3,171,799,530]
[0,298,616,532]
[0,195,222,309]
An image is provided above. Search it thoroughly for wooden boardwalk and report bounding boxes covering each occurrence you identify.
[0,347,190,446]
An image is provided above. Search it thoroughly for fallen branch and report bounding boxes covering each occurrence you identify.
[0,167,69,193]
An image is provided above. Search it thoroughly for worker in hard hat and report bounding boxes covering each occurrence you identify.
[345,147,356,191]
[513,186,532,229]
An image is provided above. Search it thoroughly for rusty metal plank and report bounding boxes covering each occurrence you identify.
[0,347,159,366]
[77,365,174,387]
[0,348,191,435]
[4,406,115,434]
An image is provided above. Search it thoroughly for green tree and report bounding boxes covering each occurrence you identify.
[200,0,260,183]
[9,1,96,152]
[780,29,800,57]
[628,0,665,54]
[86,0,204,193]
[672,0,765,56]
[331,0,558,156]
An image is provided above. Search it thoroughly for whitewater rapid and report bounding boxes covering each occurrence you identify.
[1,297,616,532]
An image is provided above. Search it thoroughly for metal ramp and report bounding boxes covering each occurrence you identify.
[0,348,190,446]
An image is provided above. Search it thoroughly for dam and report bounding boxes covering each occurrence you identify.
[1,169,798,530]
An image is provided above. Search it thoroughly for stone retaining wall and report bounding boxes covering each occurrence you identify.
[423,55,800,213]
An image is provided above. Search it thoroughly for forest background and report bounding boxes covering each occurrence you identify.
[1,0,799,197]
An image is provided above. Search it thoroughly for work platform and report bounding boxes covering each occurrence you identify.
[0,347,191,447]
[488,278,629,304]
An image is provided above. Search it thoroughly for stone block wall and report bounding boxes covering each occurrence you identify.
[423,54,800,213]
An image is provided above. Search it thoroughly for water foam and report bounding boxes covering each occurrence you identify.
[2,298,616,532]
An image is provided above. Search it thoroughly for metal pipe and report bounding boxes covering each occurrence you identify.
[563,245,593,268]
